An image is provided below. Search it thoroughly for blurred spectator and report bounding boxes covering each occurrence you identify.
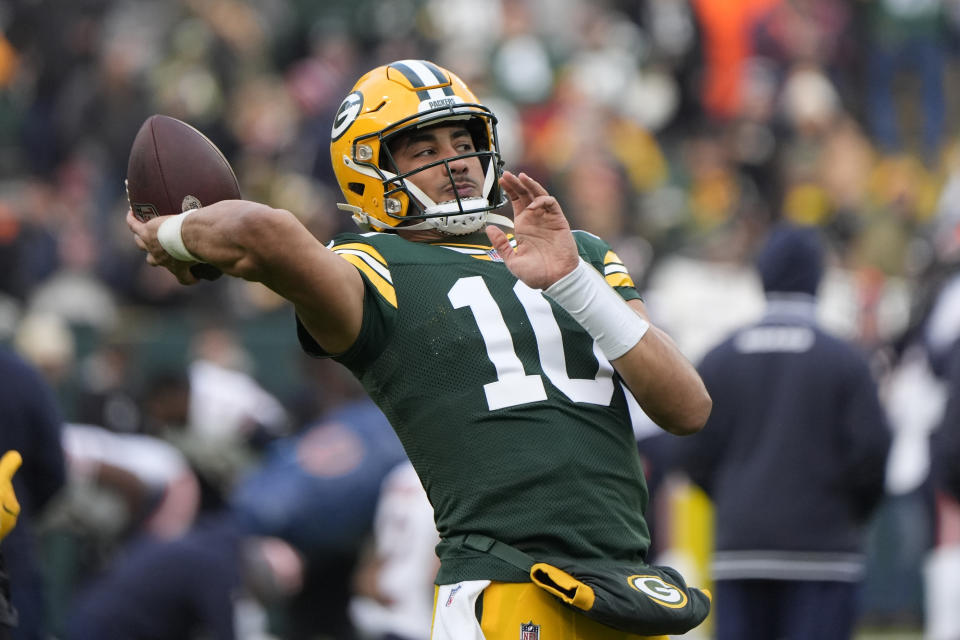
[134,328,293,511]
[187,327,290,449]
[230,391,407,639]
[72,339,141,434]
[903,165,960,637]
[690,0,779,121]
[60,423,200,541]
[669,223,891,640]
[138,368,244,513]
[864,0,949,165]
[350,461,440,640]
[1,450,22,640]
[751,0,852,75]
[40,422,201,636]
[859,153,960,628]
[25,225,119,335]
[0,345,66,640]
[64,512,303,640]
[11,312,76,391]
[926,343,960,639]
[0,180,56,310]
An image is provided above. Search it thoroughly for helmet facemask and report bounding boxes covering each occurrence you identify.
[358,107,508,235]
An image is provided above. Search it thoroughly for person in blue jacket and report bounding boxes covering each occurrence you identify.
[230,395,408,639]
[65,508,312,640]
[670,223,892,640]
[1,450,23,640]
[0,347,66,640]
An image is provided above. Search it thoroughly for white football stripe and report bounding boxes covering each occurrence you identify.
[335,248,393,282]
[396,59,448,101]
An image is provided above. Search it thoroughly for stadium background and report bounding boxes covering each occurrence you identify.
[1,0,959,638]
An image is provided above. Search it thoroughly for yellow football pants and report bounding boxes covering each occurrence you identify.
[433,580,669,640]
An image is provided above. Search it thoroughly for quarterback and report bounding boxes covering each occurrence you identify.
[128,60,711,639]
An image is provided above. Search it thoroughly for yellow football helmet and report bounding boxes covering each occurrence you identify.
[330,60,510,235]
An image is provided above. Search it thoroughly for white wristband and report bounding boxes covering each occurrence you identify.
[544,258,649,361]
[157,210,200,262]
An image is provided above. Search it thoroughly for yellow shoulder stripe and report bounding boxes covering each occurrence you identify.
[336,253,398,308]
[606,272,635,288]
[602,249,636,288]
[603,249,623,266]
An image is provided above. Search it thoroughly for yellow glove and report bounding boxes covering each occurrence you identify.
[0,450,21,541]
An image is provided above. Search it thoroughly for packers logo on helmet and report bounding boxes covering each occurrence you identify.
[331,91,363,141]
[329,60,509,235]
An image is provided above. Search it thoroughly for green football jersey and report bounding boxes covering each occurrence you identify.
[297,229,652,584]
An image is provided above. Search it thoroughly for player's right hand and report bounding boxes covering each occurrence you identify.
[126,209,200,285]
[0,450,22,542]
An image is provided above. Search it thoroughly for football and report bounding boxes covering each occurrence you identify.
[126,115,241,280]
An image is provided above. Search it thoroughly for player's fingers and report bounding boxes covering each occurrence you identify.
[126,209,143,232]
[0,451,21,483]
[500,171,533,204]
[518,172,549,198]
[485,225,513,255]
[499,171,523,202]
[527,195,559,215]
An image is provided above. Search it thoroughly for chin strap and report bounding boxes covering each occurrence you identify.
[339,150,510,235]
[338,203,513,235]
[485,213,514,228]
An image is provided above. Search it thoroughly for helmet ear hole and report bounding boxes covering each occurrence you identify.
[348,182,365,196]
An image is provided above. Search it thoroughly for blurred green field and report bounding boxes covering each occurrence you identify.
[855,630,922,640]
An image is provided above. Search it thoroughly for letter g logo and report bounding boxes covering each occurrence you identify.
[332,92,363,141]
[628,575,688,609]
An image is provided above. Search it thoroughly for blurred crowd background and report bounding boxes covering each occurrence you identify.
[2,0,960,638]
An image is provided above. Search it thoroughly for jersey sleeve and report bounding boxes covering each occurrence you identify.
[572,230,642,302]
[296,235,398,366]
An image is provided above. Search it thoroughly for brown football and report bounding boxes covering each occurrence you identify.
[126,114,240,280]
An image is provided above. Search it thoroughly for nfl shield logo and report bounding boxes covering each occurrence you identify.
[520,621,540,640]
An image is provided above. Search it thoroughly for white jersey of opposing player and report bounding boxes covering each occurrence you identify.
[351,461,440,640]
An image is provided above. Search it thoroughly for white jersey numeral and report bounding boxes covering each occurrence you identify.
[448,276,615,410]
[448,276,548,410]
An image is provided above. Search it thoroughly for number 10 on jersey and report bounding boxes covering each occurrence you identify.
[448,277,616,411]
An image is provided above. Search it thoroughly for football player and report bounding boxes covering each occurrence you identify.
[128,59,712,640]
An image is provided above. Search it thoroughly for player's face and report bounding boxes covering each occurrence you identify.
[389,125,485,206]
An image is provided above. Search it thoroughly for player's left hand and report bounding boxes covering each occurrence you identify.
[0,450,22,542]
[126,209,200,285]
[486,171,579,290]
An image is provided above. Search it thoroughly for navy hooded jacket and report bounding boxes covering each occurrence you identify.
[671,225,891,581]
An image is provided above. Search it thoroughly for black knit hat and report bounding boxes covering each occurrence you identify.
[755,223,825,295]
